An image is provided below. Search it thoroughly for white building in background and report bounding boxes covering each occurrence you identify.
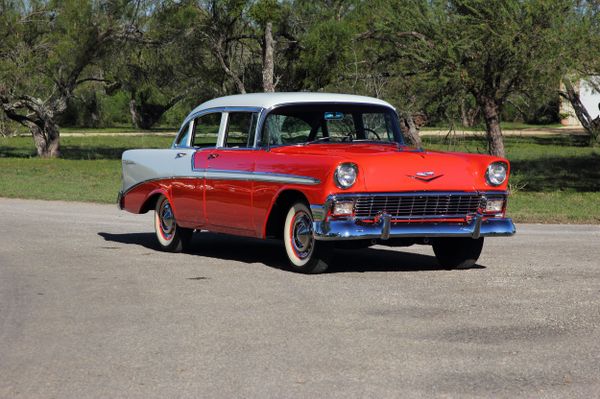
[561,76,600,126]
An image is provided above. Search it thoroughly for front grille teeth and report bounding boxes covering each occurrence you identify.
[352,193,493,219]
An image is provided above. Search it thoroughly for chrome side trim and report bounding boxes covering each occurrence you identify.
[196,168,320,185]
[121,176,203,197]
[121,169,320,198]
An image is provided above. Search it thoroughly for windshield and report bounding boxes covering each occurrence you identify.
[261,103,404,147]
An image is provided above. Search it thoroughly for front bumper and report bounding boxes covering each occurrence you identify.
[311,209,515,241]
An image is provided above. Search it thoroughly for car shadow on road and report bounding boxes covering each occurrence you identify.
[97,231,486,273]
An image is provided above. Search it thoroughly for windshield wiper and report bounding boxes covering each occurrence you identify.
[303,136,331,145]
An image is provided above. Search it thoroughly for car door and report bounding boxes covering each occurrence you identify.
[203,111,259,235]
[171,112,222,228]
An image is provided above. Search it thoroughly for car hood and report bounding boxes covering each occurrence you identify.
[272,143,502,192]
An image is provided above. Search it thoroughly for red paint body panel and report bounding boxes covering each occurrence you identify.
[201,149,255,233]
[171,179,204,226]
[122,142,511,239]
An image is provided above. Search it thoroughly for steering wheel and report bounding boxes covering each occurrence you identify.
[364,128,381,140]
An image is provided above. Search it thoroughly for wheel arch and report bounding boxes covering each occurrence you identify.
[140,189,171,214]
[263,189,310,239]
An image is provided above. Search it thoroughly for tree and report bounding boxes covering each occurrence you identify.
[397,0,577,157]
[0,0,140,157]
[559,1,600,145]
[111,1,214,130]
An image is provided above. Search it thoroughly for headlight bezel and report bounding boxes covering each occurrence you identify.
[334,162,358,189]
[485,161,508,186]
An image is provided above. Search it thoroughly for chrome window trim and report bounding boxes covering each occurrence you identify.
[216,112,228,148]
[173,122,194,148]
[221,110,262,150]
[173,106,264,149]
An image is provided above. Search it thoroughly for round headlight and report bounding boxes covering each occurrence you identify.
[334,163,358,189]
[486,162,507,186]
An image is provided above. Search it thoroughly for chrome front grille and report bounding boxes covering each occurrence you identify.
[353,193,486,219]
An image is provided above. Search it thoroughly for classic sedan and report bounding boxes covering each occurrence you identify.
[118,92,515,273]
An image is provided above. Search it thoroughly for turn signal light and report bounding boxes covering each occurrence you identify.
[332,201,354,217]
[485,199,505,213]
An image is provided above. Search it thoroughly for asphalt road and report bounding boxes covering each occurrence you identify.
[1,198,599,398]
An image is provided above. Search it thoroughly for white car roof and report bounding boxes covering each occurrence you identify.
[189,92,395,116]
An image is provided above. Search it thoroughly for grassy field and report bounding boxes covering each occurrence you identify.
[421,122,565,131]
[1,133,599,223]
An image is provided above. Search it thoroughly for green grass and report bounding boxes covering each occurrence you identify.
[1,133,599,223]
[509,192,600,224]
[0,135,173,203]
[10,126,177,134]
[421,122,565,131]
[0,158,121,203]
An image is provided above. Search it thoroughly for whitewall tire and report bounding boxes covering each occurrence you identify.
[154,195,193,252]
[283,202,333,273]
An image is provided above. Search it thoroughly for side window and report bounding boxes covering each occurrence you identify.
[225,112,258,148]
[174,122,191,147]
[192,113,221,148]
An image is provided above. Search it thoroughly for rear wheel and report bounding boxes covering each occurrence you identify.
[432,237,484,269]
[283,202,333,273]
[154,195,193,252]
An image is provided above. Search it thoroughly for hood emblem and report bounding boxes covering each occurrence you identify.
[407,171,444,182]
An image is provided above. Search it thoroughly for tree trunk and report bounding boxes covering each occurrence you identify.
[262,21,275,93]
[1,97,61,157]
[213,39,246,94]
[477,95,505,157]
[30,118,60,158]
[460,99,479,127]
[561,78,600,146]
[399,113,422,148]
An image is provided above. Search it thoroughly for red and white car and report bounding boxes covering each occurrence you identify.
[119,93,515,273]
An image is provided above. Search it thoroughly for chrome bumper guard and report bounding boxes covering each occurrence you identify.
[311,205,516,241]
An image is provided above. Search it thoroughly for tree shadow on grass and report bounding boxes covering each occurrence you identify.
[513,134,591,147]
[57,146,130,160]
[97,231,485,273]
[511,153,600,192]
[0,145,131,160]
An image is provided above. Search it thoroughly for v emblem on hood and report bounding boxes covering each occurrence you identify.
[407,171,444,182]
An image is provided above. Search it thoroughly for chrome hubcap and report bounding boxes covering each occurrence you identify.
[292,211,314,259]
[159,200,175,239]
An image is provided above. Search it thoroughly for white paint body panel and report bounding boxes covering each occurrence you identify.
[188,92,394,118]
[121,149,199,192]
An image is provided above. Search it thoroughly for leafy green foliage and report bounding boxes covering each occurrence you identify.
[1,0,598,156]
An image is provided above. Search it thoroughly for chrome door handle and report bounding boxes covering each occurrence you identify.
[207,153,219,160]
[175,152,187,159]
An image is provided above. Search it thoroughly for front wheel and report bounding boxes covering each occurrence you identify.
[432,237,484,269]
[154,195,193,252]
[283,202,333,273]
